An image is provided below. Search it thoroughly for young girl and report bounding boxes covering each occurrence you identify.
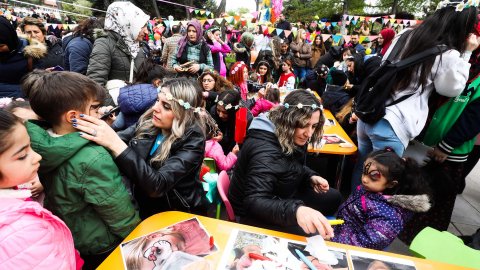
[0,110,81,269]
[277,59,296,91]
[198,70,234,111]
[210,90,241,155]
[255,60,273,84]
[205,26,231,77]
[204,112,239,171]
[331,149,432,250]
[250,86,280,117]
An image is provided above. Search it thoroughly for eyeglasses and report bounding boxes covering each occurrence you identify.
[202,79,214,83]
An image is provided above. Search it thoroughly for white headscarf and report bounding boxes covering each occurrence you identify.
[104,2,150,58]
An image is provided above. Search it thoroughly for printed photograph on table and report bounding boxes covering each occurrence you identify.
[349,250,416,270]
[218,229,350,270]
[324,118,336,127]
[323,134,348,144]
[120,217,217,270]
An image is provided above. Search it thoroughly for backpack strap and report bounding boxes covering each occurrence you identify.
[395,45,448,69]
[386,30,412,62]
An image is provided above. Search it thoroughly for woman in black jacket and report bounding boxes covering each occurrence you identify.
[229,90,342,236]
[73,78,209,219]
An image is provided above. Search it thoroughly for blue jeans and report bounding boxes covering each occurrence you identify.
[351,119,405,191]
[294,67,308,82]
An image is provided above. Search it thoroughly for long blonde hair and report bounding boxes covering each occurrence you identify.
[268,90,324,155]
[295,29,306,44]
[135,78,205,165]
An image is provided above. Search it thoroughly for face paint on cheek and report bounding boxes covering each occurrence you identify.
[143,240,174,268]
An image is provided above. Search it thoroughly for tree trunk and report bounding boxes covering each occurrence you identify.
[151,0,161,18]
[103,0,111,10]
[343,0,348,14]
[186,0,193,19]
[391,0,398,14]
[215,0,226,17]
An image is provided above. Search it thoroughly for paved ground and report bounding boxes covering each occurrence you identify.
[449,162,480,236]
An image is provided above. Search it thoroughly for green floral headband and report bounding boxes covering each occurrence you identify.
[158,89,204,113]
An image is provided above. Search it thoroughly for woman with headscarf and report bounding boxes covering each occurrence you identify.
[0,16,46,98]
[233,32,254,68]
[86,2,150,104]
[377,28,395,57]
[171,20,214,77]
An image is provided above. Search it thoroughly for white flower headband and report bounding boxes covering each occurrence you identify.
[436,0,479,11]
[230,61,246,75]
[157,88,204,113]
[280,102,323,110]
[214,95,241,110]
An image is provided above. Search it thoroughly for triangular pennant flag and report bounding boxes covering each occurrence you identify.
[52,24,58,29]
[63,24,68,29]
[194,10,199,14]
[275,28,283,36]
[331,22,337,27]
[343,35,351,44]
[354,16,359,21]
[359,36,366,43]
[181,21,188,27]
[389,14,396,19]
[403,20,409,25]
[216,18,224,24]
[369,35,378,41]
[365,17,371,22]
[199,20,206,25]
[393,23,398,27]
[351,20,357,25]
[251,11,259,18]
[359,16,365,21]
[332,35,342,45]
[207,19,214,25]
[284,30,292,37]
[227,16,234,23]
[234,15,241,22]
[206,11,211,16]
[325,22,331,27]
[268,27,275,34]
[370,17,377,22]
[345,20,351,25]
[416,20,422,25]
[389,18,395,24]
[343,15,348,21]
[321,34,331,41]
[348,16,354,20]
[188,8,194,13]
[396,19,403,24]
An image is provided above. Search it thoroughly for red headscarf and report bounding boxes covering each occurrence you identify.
[380,28,396,56]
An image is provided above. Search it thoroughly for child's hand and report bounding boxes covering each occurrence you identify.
[311,175,329,193]
[213,131,223,142]
[232,144,240,155]
[258,88,266,98]
[349,113,358,124]
[29,176,44,198]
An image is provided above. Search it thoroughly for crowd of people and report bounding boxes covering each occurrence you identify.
[1,0,480,269]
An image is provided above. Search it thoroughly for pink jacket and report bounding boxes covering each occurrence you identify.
[207,42,231,77]
[205,139,238,171]
[251,98,278,117]
[0,197,80,270]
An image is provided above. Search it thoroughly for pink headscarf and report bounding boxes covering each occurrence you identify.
[176,20,204,58]
[380,28,396,56]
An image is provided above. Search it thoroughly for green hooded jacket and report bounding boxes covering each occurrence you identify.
[26,121,140,255]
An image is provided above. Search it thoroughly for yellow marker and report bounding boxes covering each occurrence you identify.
[328,219,344,225]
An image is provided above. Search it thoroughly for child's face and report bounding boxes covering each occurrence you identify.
[242,68,249,82]
[216,105,229,122]
[0,124,42,188]
[281,44,288,53]
[84,99,102,119]
[281,62,291,72]
[361,159,392,193]
[258,65,268,76]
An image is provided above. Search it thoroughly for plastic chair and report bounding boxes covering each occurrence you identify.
[409,227,480,269]
[217,170,236,222]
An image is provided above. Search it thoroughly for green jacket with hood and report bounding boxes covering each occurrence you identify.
[26,121,140,255]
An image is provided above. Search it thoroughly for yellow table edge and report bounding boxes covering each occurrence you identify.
[98,211,472,270]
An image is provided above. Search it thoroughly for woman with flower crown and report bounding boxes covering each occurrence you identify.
[229,90,343,236]
[72,77,209,219]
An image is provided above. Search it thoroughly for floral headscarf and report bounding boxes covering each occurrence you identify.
[104,2,149,58]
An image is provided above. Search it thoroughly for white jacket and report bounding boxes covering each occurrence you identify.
[382,31,471,148]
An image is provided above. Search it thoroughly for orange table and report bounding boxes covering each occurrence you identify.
[98,211,471,270]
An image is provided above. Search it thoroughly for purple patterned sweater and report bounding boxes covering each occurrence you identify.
[331,186,431,250]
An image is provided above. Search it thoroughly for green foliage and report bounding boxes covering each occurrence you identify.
[227,7,251,16]
[284,0,365,22]
[61,0,92,20]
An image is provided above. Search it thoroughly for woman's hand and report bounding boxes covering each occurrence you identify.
[310,175,329,193]
[174,65,184,73]
[296,206,334,238]
[188,63,201,74]
[466,33,480,52]
[73,114,128,157]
